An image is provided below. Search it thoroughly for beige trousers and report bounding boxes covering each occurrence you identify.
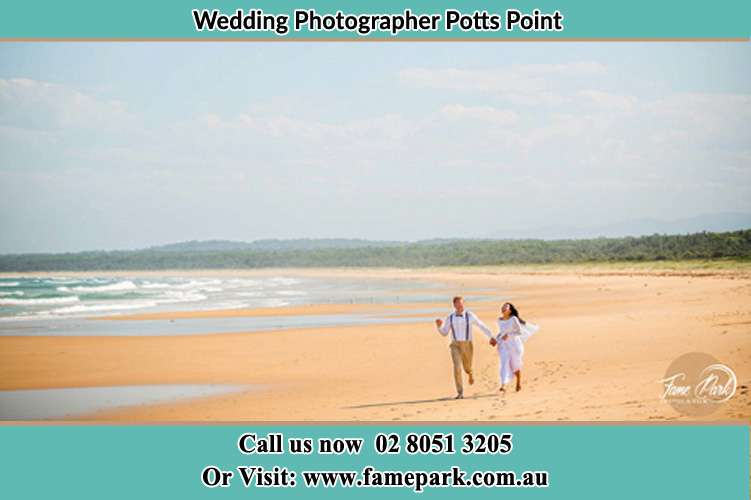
[449,340,474,395]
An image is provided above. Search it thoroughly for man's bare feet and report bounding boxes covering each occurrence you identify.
[468,373,475,385]
[455,393,464,400]
[499,386,506,392]
[516,382,522,392]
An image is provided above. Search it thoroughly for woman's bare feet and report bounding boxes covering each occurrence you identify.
[499,385,506,392]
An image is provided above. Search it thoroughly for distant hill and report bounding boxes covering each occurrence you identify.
[493,212,751,240]
[150,238,403,252]
[150,240,254,252]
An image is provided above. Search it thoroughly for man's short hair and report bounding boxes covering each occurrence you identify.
[452,296,463,304]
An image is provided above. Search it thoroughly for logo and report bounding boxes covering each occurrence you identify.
[658,352,737,416]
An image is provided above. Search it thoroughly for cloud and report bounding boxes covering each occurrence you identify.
[0,78,133,131]
[398,61,607,105]
[439,104,519,125]
[577,90,637,112]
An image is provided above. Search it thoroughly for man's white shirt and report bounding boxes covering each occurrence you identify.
[436,310,493,341]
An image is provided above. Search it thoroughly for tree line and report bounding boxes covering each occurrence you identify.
[1,230,750,271]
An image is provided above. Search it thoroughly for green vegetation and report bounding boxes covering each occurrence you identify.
[1,230,750,272]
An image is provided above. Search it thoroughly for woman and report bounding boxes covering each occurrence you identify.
[490,302,539,392]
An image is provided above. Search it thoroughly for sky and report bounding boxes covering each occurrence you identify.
[0,42,749,253]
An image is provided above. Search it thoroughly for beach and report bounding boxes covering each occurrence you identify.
[1,266,749,422]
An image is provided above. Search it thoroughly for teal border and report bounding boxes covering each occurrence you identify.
[0,1,749,39]
[0,423,748,498]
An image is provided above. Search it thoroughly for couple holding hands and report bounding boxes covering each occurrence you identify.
[435,296,539,399]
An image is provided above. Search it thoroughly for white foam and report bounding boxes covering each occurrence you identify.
[173,279,222,290]
[0,296,80,306]
[51,301,157,315]
[141,281,171,289]
[156,291,208,304]
[0,282,20,287]
[70,280,138,293]
[269,277,301,286]
[226,279,262,288]
[259,298,290,308]
[205,301,248,310]
[142,280,221,292]
[276,290,307,296]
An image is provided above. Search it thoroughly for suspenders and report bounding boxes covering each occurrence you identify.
[449,312,471,341]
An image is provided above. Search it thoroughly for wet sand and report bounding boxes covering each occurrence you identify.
[1,266,749,421]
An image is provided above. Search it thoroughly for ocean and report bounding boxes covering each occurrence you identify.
[0,275,311,320]
[0,274,496,338]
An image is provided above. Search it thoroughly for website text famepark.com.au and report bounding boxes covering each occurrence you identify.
[298,466,549,492]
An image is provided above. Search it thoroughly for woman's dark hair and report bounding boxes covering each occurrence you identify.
[502,302,526,325]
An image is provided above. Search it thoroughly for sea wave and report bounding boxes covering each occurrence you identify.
[141,281,171,289]
[204,301,248,310]
[276,290,307,296]
[51,302,157,315]
[155,291,208,304]
[269,277,301,286]
[226,279,262,288]
[0,275,317,319]
[175,279,221,289]
[142,279,223,292]
[0,296,80,306]
[66,280,138,293]
[259,298,290,308]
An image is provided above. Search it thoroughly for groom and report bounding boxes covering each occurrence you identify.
[435,296,493,399]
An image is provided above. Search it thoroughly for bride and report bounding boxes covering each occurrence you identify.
[489,302,539,392]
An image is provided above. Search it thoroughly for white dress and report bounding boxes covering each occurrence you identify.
[496,317,539,385]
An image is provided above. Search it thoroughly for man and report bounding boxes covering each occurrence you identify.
[435,296,493,399]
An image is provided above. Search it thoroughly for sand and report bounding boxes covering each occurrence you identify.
[1,266,749,422]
